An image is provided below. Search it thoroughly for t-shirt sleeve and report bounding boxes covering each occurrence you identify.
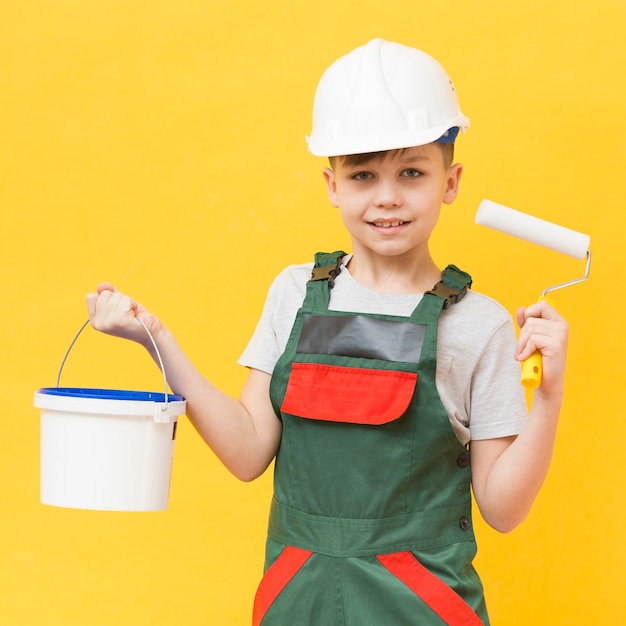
[437,295,528,445]
[238,276,284,375]
[238,264,310,374]
[467,317,528,441]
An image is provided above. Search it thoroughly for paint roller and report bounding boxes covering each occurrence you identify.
[475,199,591,388]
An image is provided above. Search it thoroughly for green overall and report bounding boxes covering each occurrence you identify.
[253,252,488,626]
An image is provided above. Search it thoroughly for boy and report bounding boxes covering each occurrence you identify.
[87,39,568,625]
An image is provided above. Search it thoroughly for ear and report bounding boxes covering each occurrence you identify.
[322,167,340,208]
[443,162,463,205]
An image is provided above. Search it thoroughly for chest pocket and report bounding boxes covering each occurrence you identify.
[281,314,425,426]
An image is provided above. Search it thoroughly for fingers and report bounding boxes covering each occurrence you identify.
[516,318,558,362]
[85,282,163,347]
[96,281,117,295]
[87,283,118,319]
[516,302,567,358]
[86,292,97,318]
[516,300,569,392]
[517,299,561,327]
[86,284,144,341]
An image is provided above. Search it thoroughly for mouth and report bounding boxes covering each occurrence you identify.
[369,220,408,228]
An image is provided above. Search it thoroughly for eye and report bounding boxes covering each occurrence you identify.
[402,168,422,178]
[351,171,373,181]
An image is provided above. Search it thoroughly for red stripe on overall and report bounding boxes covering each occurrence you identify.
[252,546,313,626]
[377,552,483,625]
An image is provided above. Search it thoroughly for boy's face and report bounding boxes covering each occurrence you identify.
[323,144,462,263]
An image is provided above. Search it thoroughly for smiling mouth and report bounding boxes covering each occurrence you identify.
[370,220,407,228]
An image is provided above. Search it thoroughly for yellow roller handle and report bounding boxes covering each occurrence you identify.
[521,352,542,388]
[521,296,555,389]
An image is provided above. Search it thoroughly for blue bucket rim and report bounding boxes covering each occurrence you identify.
[36,387,184,403]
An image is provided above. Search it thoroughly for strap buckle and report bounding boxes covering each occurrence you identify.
[308,254,345,288]
[424,282,469,310]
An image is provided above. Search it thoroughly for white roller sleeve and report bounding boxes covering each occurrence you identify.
[475,199,590,260]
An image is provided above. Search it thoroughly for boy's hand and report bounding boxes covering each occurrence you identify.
[86,282,163,347]
[515,300,569,395]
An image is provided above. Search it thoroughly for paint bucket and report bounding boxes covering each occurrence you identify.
[34,320,186,511]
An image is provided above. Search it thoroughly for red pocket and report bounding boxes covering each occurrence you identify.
[281,363,417,425]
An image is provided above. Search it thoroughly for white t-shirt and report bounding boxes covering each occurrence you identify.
[239,257,528,446]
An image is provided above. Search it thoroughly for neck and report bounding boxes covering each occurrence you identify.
[346,248,441,294]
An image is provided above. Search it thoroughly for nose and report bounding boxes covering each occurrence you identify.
[374,178,402,208]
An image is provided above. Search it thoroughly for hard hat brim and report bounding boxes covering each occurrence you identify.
[306,119,469,157]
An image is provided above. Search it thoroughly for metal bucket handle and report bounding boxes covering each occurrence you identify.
[56,318,172,422]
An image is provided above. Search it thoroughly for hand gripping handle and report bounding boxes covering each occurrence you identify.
[520,296,555,389]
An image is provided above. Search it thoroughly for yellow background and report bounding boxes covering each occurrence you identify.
[2,1,624,624]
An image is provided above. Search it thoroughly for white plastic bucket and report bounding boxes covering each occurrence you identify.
[34,320,186,512]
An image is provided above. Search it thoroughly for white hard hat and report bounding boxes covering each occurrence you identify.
[306,39,470,157]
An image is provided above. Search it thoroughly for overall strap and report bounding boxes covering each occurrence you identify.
[304,253,471,317]
[425,265,472,310]
[304,250,347,310]
[413,265,473,321]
